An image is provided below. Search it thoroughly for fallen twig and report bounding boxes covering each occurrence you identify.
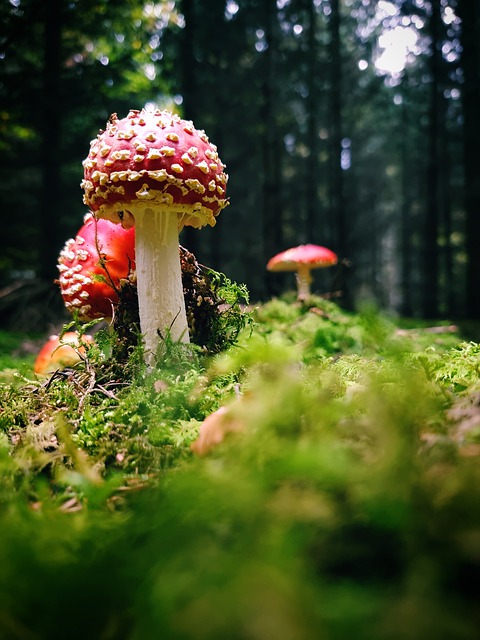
[396,324,458,336]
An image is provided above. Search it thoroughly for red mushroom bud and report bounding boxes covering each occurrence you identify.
[81,108,229,362]
[267,244,338,299]
[34,332,94,375]
[57,213,135,321]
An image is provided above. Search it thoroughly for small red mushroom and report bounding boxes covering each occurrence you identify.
[267,244,338,299]
[57,213,135,321]
[81,108,229,362]
[34,332,94,375]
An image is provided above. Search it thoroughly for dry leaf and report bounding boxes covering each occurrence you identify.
[191,406,244,456]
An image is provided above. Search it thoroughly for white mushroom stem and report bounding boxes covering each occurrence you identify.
[295,265,313,300]
[134,208,189,363]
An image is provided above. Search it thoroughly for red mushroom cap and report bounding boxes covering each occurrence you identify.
[57,213,135,320]
[81,109,229,230]
[267,244,338,272]
[34,332,94,375]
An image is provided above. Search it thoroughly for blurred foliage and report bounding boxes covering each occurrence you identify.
[0,330,39,375]
[1,297,480,638]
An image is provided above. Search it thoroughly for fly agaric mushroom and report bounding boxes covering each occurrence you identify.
[81,108,229,362]
[34,332,93,375]
[57,213,135,321]
[267,244,338,299]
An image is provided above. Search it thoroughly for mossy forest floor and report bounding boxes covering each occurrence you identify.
[1,294,480,639]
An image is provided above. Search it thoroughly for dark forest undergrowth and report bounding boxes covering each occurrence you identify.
[1,295,480,639]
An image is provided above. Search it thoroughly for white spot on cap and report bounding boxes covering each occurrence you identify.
[112,149,131,161]
[147,148,162,160]
[197,161,209,174]
[76,249,89,261]
[185,179,206,194]
[133,140,147,153]
[118,129,135,140]
[148,169,168,181]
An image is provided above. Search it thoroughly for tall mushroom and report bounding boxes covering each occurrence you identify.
[267,244,338,300]
[57,213,135,321]
[81,109,228,363]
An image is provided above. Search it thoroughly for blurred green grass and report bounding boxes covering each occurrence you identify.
[0,298,479,639]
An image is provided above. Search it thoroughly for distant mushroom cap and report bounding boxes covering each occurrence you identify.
[57,213,135,321]
[267,244,338,272]
[34,332,94,375]
[81,108,229,230]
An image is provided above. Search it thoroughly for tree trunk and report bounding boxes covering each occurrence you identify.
[179,0,199,256]
[422,0,441,318]
[305,0,319,243]
[400,77,413,317]
[329,0,345,258]
[262,0,282,297]
[439,94,454,317]
[328,0,351,307]
[457,0,480,318]
[39,0,63,282]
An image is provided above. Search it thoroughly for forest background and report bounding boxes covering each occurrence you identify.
[1,0,479,331]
